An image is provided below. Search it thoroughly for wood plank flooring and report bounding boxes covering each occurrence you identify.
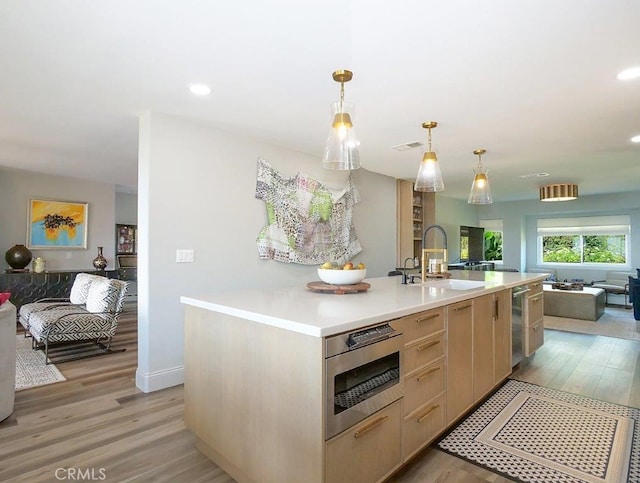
[2,306,639,483]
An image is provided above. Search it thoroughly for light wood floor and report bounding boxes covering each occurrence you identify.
[2,307,639,483]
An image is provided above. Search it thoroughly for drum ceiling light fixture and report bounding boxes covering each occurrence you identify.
[539,183,579,202]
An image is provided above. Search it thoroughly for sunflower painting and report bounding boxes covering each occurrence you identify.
[27,198,88,249]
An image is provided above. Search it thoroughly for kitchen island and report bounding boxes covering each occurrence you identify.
[181,271,546,483]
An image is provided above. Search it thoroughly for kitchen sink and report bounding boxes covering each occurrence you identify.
[408,279,488,290]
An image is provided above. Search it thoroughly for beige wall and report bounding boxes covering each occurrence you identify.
[0,167,116,271]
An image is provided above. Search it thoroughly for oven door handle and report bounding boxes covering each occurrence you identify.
[347,332,394,350]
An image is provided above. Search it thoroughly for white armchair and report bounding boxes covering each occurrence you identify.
[591,271,635,307]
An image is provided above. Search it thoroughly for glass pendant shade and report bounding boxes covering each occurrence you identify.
[468,149,492,204]
[468,168,492,204]
[322,101,360,170]
[414,151,444,192]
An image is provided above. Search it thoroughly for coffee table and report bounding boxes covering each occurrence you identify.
[543,285,605,321]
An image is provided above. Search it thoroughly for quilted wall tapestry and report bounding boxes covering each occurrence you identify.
[255,158,362,265]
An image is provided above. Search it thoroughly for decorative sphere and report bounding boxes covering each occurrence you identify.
[5,244,33,270]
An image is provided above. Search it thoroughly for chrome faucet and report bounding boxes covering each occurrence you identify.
[421,224,448,282]
[402,257,415,284]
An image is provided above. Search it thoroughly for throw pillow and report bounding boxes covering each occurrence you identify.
[70,273,102,305]
[86,277,123,313]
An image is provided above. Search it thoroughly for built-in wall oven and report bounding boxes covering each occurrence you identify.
[325,322,403,440]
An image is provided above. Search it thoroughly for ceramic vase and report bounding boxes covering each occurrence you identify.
[93,246,107,270]
[5,244,33,270]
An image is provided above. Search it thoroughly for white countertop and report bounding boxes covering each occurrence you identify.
[181,271,547,338]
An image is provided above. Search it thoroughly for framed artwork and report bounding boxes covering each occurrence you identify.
[116,224,137,254]
[27,198,88,249]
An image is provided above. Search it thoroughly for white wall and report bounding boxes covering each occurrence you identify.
[0,167,116,270]
[434,194,478,264]
[136,112,397,392]
[115,192,138,225]
[477,191,640,280]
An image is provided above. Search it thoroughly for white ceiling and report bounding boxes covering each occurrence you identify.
[1,0,639,202]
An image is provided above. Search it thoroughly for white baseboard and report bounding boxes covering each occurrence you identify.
[135,365,184,393]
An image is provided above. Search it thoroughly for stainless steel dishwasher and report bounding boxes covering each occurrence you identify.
[511,285,531,367]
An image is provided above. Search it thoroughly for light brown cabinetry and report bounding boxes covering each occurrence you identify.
[493,289,513,382]
[325,399,402,483]
[391,307,446,460]
[525,281,544,356]
[445,300,474,425]
[472,290,512,400]
[183,281,534,483]
[446,289,512,426]
[473,294,496,401]
[396,180,435,268]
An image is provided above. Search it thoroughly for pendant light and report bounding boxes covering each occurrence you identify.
[468,149,492,204]
[414,121,444,192]
[322,69,360,170]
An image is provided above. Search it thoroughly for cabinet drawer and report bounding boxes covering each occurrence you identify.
[404,359,445,416]
[525,321,544,357]
[402,394,446,460]
[391,308,444,345]
[404,333,445,375]
[528,280,543,295]
[325,399,402,483]
[527,292,544,325]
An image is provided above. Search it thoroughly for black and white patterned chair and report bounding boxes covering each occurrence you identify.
[19,274,128,363]
[18,272,102,334]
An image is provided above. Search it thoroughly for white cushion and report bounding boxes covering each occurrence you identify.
[69,273,102,305]
[85,277,125,313]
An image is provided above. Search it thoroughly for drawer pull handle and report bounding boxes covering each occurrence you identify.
[417,405,439,423]
[453,304,472,312]
[417,366,440,382]
[416,313,440,324]
[531,282,540,288]
[353,415,388,438]
[416,340,440,352]
[530,294,542,302]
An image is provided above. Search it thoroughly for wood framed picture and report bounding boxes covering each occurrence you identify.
[27,198,88,249]
[116,224,136,254]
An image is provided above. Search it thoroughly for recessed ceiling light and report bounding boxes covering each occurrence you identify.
[519,172,549,179]
[632,135,640,143]
[189,83,211,96]
[617,67,640,80]
[392,141,423,151]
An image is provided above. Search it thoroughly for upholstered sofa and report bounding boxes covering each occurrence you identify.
[0,300,16,421]
[19,273,128,363]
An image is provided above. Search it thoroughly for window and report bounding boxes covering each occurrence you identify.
[479,219,503,262]
[537,215,630,266]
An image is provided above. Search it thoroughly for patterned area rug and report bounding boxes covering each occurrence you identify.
[438,380,639,483]
[15,335,66,391]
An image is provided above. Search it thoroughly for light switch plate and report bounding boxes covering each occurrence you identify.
[176,249,195,263]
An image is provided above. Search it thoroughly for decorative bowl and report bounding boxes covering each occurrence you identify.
[317,268,366,285]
